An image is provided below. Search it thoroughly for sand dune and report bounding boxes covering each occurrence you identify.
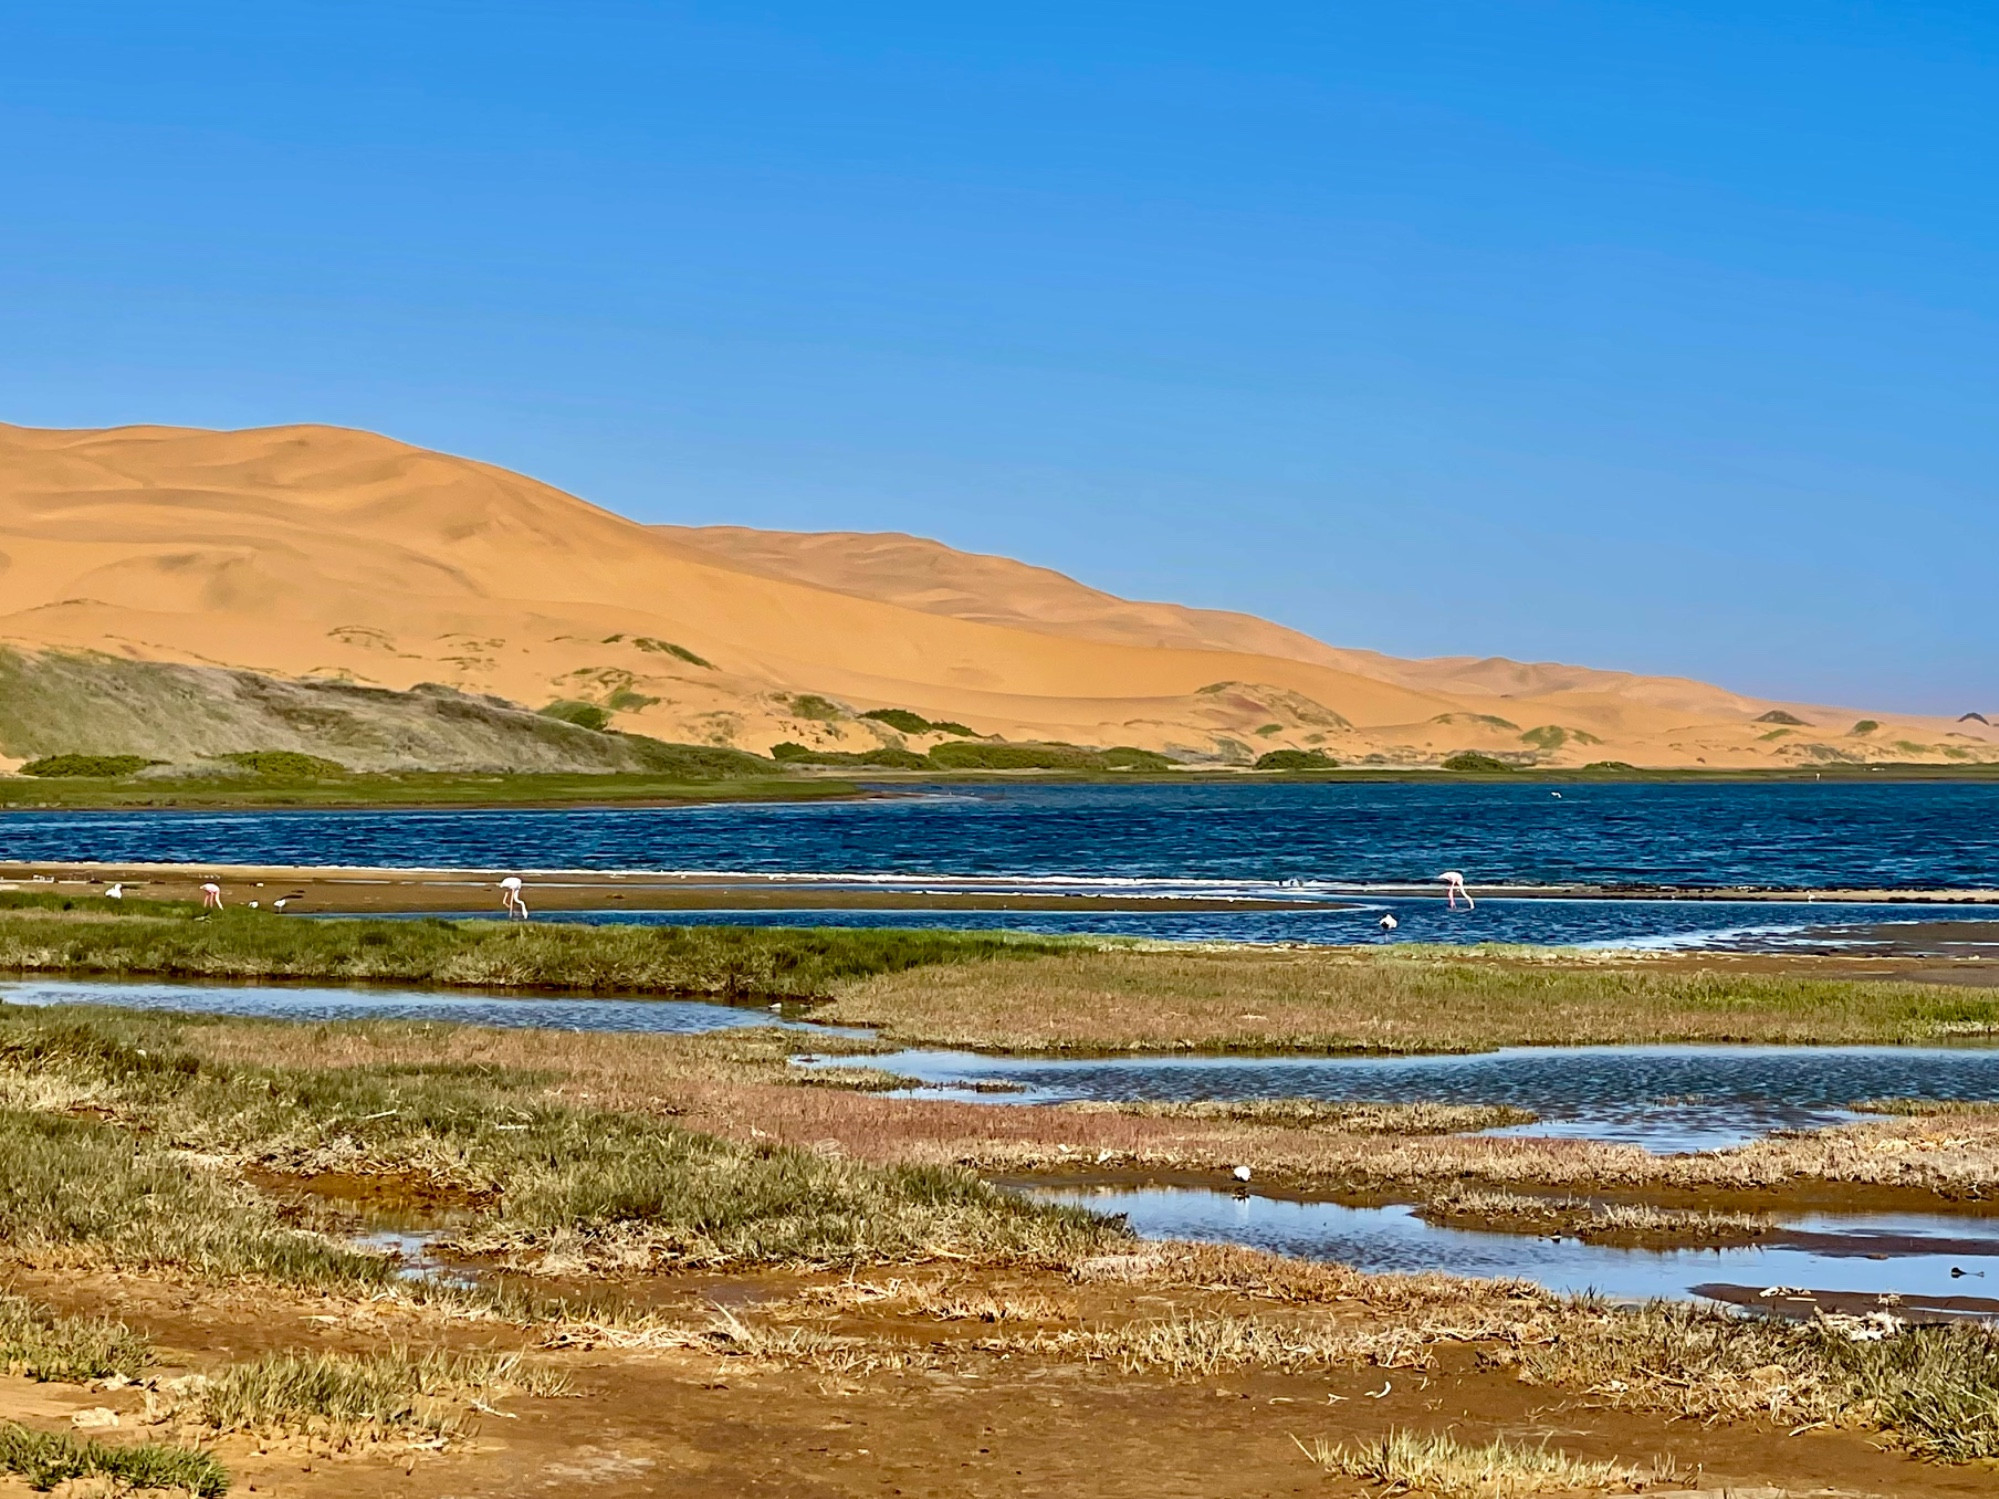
[0,419,1986,769]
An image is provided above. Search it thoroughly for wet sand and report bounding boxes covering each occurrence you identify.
[0,862,1320,914]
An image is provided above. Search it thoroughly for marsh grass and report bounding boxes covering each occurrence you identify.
[1065,1098,1536,1134]
[822,946,1999,1052]
[1419,1188,1771,1245]
[185,1347,568,1446]
[0,1004,1122,1279]
[0,1422,228,1496]
[0,1294,151,1383]
[0,910,1076,999]
[1516,1302,1999,1460]
[1294,1428,1643,1497]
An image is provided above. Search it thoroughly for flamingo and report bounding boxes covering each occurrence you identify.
[499,876,529,921]
[104,883,123,900]
[1378,913,1398,932]
[200,882,223,911]
[1439,871,1474,910]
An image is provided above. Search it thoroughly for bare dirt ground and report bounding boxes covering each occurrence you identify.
[1,1266,1989,1499]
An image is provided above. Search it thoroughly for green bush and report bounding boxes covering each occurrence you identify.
[1441,752,1513,772]
[1254,749,1340,771]
[19,755,159,778]
[1851,719,1881,735]
[538,700,610,732]
[1100,746,1174,771]
[927,741,1100,771]
[770,742,928,769]
[604,687,659,713]
[619,738,774,778]
[788,694,842,722]
[217,751,348,778]
[1755,710,1808,726]
[1581,760,1637,772]
[632,637,713,668]
[858,708,975,737]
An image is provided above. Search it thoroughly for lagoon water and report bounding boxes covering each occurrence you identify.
[8,781,1999,948]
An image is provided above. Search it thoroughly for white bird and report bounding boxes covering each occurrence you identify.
[498,875,529,921]
[1231,1165,1252,1183]
[200,882,223,911]
[247,900,259,909]
[104,883,123,900]
[1377,913,1398,932]
[1438,871,1474,910]
[273,898,288,912]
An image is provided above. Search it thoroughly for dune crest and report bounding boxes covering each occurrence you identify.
[0,419,1984,770]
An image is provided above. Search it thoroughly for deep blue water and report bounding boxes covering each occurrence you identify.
[6,781,1997,888]
[8,781,1998,948]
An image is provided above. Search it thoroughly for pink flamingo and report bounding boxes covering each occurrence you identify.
[200,882,223,911]
[499,876,529,921]
[1439,871,1474,910]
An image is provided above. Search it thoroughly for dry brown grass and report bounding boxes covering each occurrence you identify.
[817,945,1999,1053]
[1294,1427,1653,1497]
[1065,1098,1535,1133]
[1418,1188,1774,1246]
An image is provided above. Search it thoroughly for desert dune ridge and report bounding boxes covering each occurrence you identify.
[0,418,1986,772]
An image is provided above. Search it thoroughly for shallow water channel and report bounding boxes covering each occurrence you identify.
[13,978,1999,1316]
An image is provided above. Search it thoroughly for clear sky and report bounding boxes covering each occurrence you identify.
[2,3,1993,712]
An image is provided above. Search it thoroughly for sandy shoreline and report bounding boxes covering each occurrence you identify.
[2,859,1996,916]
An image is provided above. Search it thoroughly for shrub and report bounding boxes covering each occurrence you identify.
[619,739,774,778]
[1581,760,1637,772]
[927,741,1102,771]
[1756,710,1808,726]
[604,688,659,713]
[0,1423,227,1497]
[1100,746,1174,771]
[632,638,713,668]
[1441,751,1512,772]
[770,743,928,769]
[1852,719,1881,735]
[788,694,842,722]
[858,708,931,734]
[217,751,348,778]
[537,700,610,732]
[1253,749,1339,771]
[19,755,159,778]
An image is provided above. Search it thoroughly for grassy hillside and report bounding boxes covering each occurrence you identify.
[0,649,776,776]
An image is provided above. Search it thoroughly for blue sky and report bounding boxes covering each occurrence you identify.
[1,3,1993,712]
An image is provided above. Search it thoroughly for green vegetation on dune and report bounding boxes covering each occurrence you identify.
[857,708,976,736]
[20,754,161,778]
[770,741,931,769]
[0,768,850,811]
[1252,748,1340,771]
[928,741,1171,771]
[1440,751,1514,772]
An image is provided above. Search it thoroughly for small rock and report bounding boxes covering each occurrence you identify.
[72,1407,120,1430]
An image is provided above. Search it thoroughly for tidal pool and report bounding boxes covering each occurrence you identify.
[1034,1185,1999,1315]
[853,1043,1999,1153]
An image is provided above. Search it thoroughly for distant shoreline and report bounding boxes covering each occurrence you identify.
[1,860,1994,913]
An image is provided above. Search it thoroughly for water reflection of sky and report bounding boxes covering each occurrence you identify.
[1033,1188,1999,1308]
[855,1043,1999,1153]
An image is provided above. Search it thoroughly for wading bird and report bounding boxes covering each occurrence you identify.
[1439,871,1474,909]
[1378,913,1398,932]
[200,883,223,910]
[499,876,529,920]
[104,883,122,900]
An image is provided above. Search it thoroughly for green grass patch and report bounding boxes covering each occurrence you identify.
[190,1347,566,1444]
[787,694,842,722]
[19,755,160,778]
[0,1422,228,1496]
[0,908,1076,998]
[0,1003,1121,1274]
[0,1294,151,1383]
[537,700,610,732]
[216,751,348,778]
